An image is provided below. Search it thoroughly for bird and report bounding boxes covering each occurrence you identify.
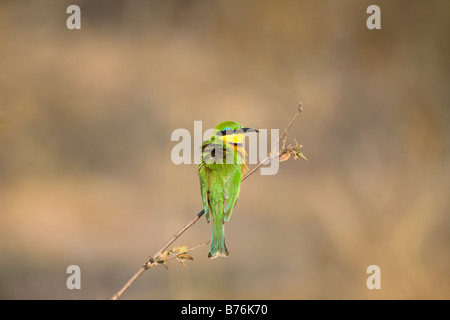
[198,121,258,258]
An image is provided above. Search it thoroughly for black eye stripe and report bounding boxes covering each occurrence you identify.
[217,129,235,136]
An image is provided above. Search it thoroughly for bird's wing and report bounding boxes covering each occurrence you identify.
[197,162,211,222]
[198,139,225,223]
[222,164,242,223]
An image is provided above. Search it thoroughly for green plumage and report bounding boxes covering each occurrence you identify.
[198,121,256,258]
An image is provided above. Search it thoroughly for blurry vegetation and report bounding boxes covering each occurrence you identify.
[0,0,449,299]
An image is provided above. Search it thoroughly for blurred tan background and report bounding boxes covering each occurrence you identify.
[0,0,449,299]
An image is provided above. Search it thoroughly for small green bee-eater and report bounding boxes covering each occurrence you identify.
[198,121,258,258]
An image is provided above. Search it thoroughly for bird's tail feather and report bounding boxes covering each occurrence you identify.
[208,220,229,259]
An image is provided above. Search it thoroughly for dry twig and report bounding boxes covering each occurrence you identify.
[111,102,305,300]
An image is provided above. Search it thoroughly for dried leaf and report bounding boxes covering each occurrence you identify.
[158,251,169,260]
[297,151,308,161]
[279,152,291,162]
[172,246,189,254]
[178,253,194,261]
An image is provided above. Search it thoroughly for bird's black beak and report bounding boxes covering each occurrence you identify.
[242,128,259,133]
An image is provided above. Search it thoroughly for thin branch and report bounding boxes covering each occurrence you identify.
[278,102,303,145]
[111,102,305,300]
[147,210,206,267]
[242,102,303,182]
[111,211,205,300]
